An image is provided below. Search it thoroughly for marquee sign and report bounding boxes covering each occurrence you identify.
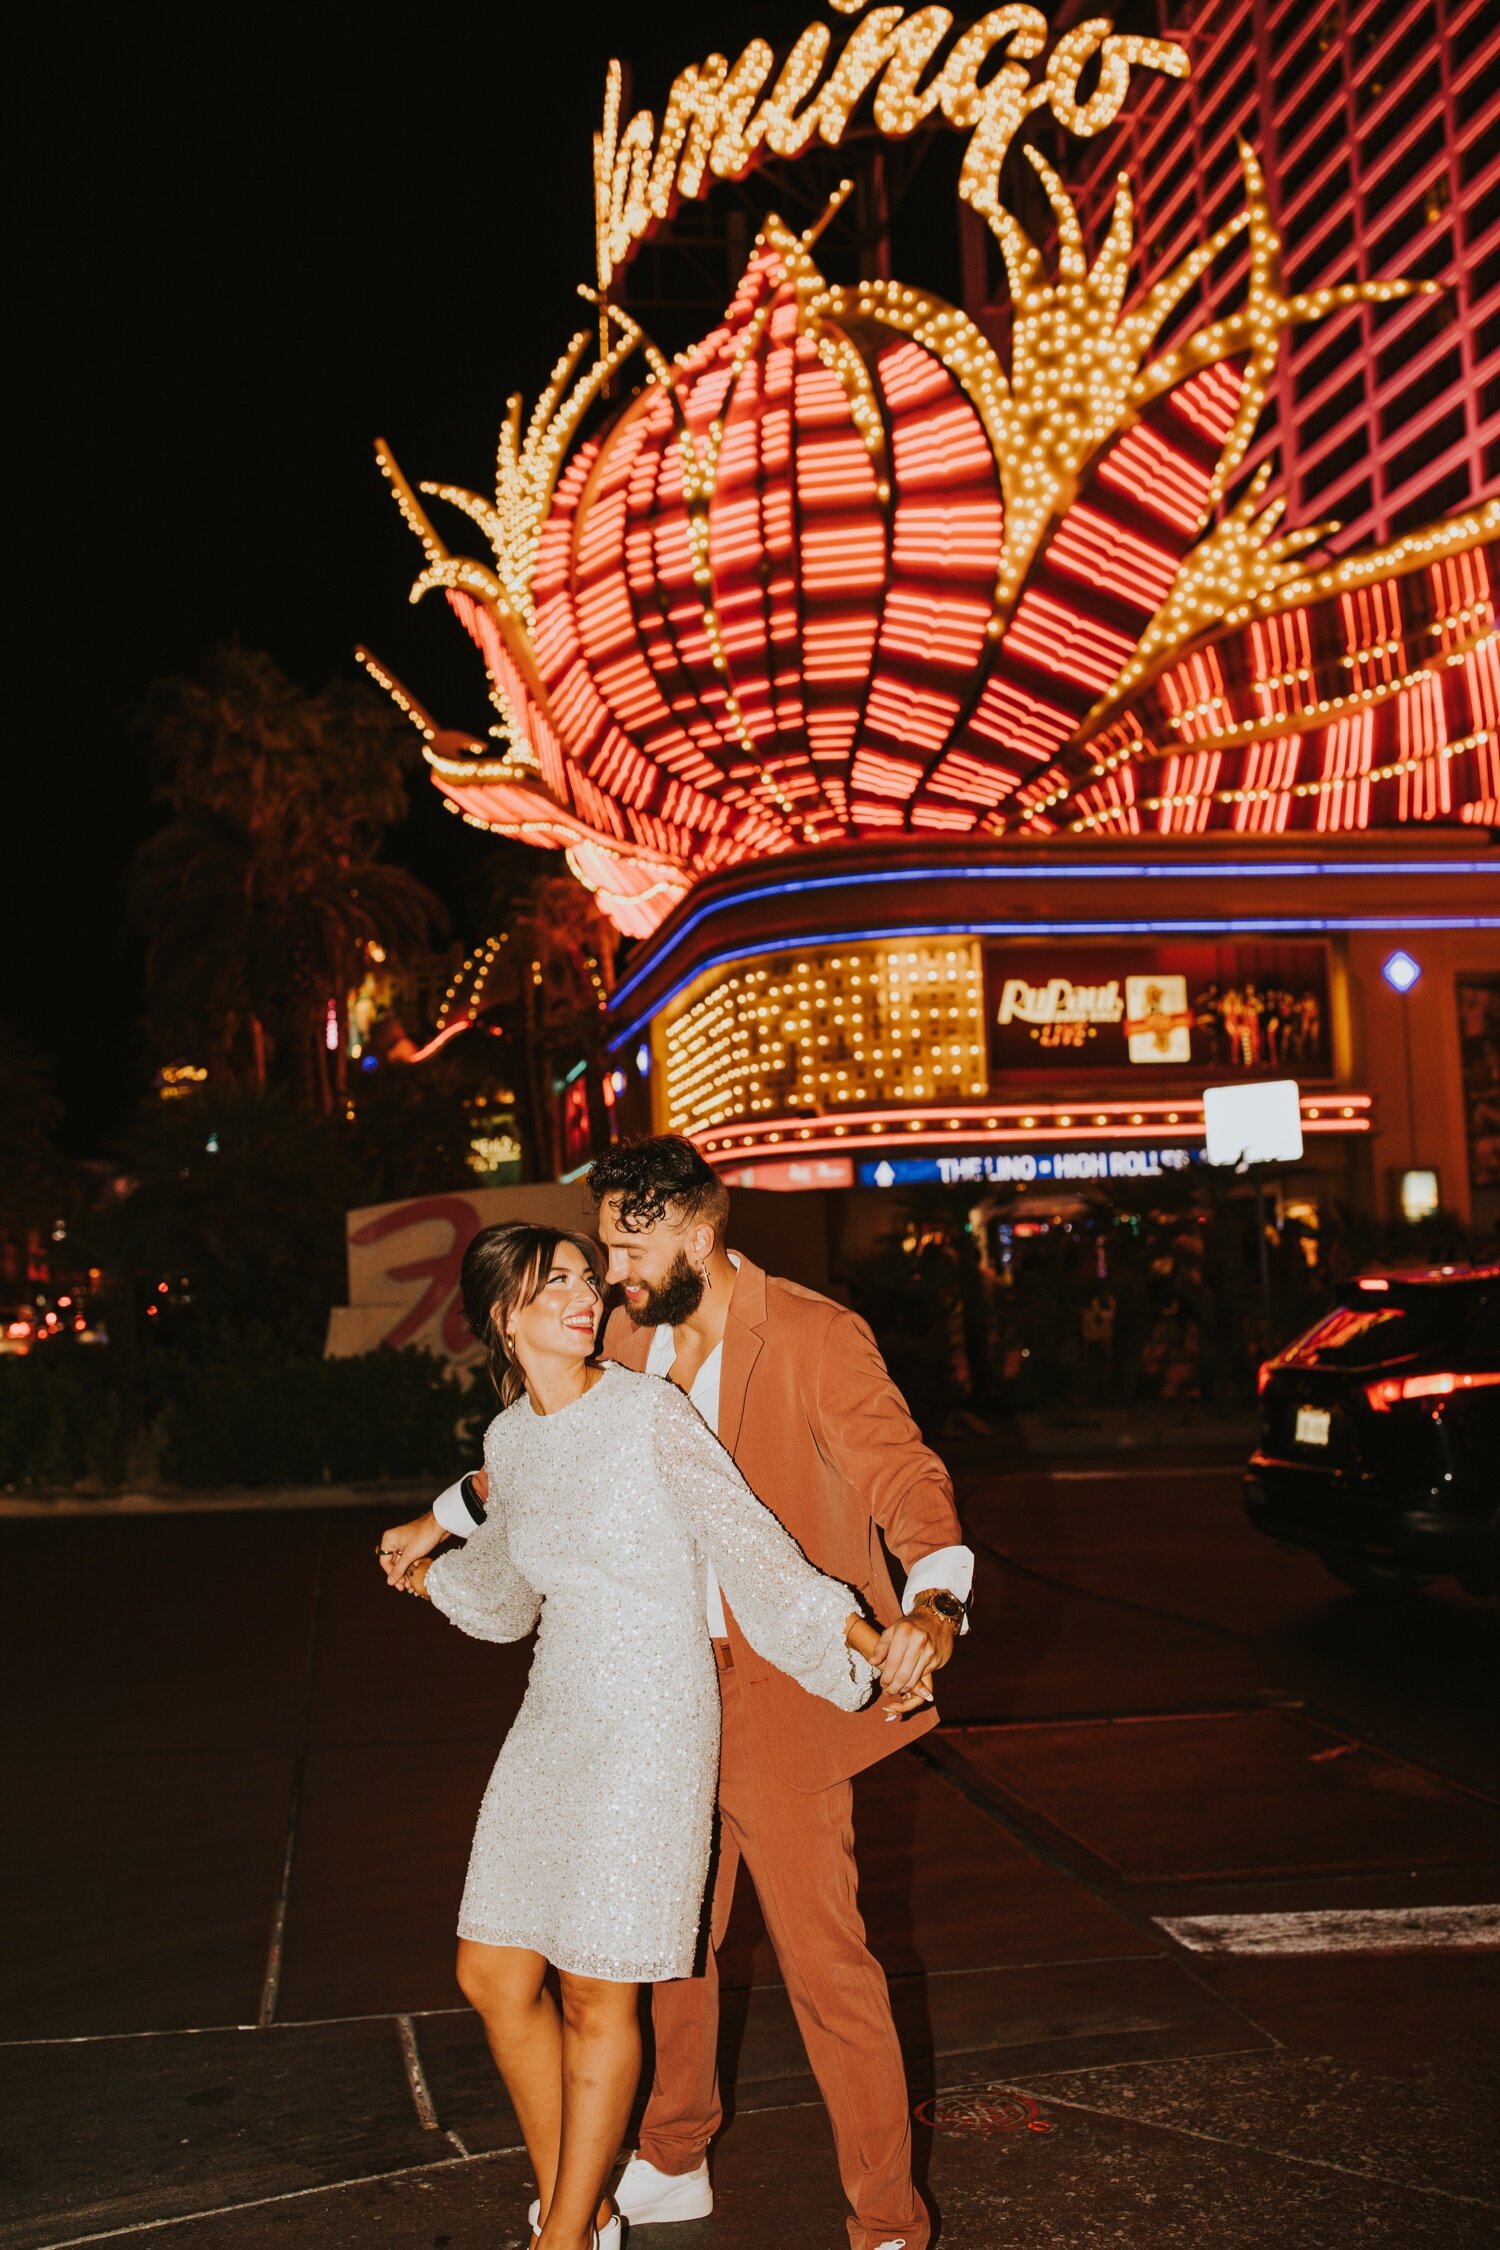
[984,943,1332,1078]
[594,5,1189,289]
[862,1146,1201,1187]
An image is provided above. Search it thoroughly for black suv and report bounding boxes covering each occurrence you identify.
[1245,1266,1500,1597]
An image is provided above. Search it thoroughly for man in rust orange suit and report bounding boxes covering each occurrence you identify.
[394,1136,971,2250]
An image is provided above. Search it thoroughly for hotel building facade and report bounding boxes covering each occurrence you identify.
[369,0,1500,1233]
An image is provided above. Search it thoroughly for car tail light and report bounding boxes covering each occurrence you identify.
[1365,1370,1500,1411]
[1257,1360,1277,1395]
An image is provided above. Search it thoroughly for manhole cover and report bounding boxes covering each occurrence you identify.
[913,2087,1054,2136]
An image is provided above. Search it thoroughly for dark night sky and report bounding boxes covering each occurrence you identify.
[16,0,825,1147]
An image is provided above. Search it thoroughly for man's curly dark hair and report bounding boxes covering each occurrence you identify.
[587,1134,731,1237]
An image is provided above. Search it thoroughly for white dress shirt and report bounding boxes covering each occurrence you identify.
[645,1324,732,1633]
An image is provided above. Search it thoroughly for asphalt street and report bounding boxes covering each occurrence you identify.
[3,1446,1497,2250]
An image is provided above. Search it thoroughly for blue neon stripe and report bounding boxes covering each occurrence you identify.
[607,913,1500,1053]
[609,859,1498,1015]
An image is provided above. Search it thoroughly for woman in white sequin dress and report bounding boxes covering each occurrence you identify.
[396,1222,880,2250]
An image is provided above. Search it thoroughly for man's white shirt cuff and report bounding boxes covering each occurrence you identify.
[432,1480,477,1537]
[901,1544,974,1631]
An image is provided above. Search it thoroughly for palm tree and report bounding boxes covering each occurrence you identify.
[94,1085,359,1359]
[0,1023,68,1292]
[466,869,618,1177]
[131,648,447,1111]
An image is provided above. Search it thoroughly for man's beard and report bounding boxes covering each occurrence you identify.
[625,1250,705,1327]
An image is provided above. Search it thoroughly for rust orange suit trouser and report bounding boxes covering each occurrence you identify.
[638,1654,927,2250]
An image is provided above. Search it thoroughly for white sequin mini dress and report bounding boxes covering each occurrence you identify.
[424,1363,876,1982]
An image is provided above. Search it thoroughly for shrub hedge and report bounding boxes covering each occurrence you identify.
[0,1347,487,1494]
[0,1355,130,1493]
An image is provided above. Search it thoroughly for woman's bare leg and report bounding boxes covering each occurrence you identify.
[540,1971,642,2248]
[456,1941,566,2224]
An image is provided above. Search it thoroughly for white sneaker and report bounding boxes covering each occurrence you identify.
[614,2150,714,2222]
[872,2240,909,2248]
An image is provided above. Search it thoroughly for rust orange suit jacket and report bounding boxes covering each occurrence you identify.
[601,1251,964,1794]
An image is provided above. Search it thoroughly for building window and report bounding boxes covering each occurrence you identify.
[1279,59,1344,162]
[1377,349,1463,443]
[1353,19,1429,107]
[1287,212,1356,294]
[1374,293,1457,385]
[1453,62,1493,130]
[1294,316,1363,405]
[1315,475,1373,533]
[1360,113,1444,207]
[1387,465,1471,537]
[1200,60,1256,152]
[1383,406,1467,498]
[1368,193,1447,275]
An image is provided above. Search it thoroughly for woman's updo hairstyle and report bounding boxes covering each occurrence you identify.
[461,1223,606,1407]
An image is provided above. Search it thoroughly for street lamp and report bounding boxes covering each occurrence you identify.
[1382,949,1422,1192]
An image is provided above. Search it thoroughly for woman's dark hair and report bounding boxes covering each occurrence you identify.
[461,1223,606,1407]
[586,1134,730,1238]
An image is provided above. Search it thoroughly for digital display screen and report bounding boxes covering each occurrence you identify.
[985,943,1331,1078]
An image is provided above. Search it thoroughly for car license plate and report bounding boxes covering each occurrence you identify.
[1295,1405,1331,1447]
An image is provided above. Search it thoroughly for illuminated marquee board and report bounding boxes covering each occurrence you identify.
[661,940,988,1137]
[365,4,1499,942]
[984,942,1332,1078]
[658,936,1336,1140]
[861,1146,1201,1188]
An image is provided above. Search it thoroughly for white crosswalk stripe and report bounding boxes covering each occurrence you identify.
[1156,1903,1500,1954]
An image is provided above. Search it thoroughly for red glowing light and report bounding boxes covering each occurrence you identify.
[1366,1369,1500,1411]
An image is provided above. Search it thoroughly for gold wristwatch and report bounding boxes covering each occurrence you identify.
[911,1589,965,1628]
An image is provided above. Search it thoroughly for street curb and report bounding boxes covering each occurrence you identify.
[1012,1411,1259,1455]
[0,1483,439,1519]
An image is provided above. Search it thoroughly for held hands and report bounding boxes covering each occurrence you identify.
[846,1612,947,1720]
[858,1602,958,1720]
[376,1510,446,1586]
[873,1608,957,1702]
[377,1470,491,1595]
